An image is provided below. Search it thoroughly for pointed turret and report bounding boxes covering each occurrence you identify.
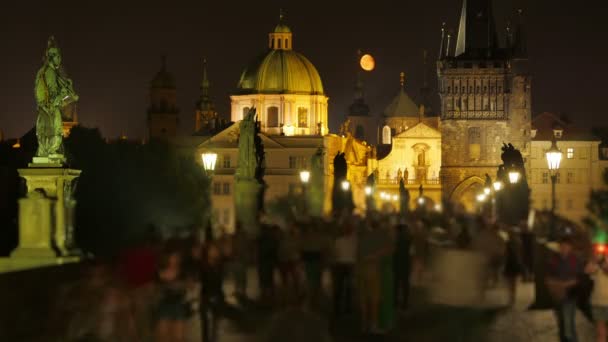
[195,58,220,134]
[197,58,213,112]
[512,9,527,57]
[454,0,499,58]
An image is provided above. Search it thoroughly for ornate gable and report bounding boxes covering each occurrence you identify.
[396,122,441,139]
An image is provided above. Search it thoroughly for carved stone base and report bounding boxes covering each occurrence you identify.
[234,179,261,236]
[31,154,66,167]
[10,167,81,263]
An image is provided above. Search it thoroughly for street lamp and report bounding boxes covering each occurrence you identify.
[299,170,310,184]
[508,170,521,184]
[493,181,503,192]
[545,139,562,239]
[477,193,487,203]
[364,186,373,196]
[201,152,218,174]
[341,180,350,191]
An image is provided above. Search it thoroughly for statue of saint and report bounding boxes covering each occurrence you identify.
[34,36,79,159]
[403,168,409,183]
[236,108,257,180]
[397,168,403,182]
[339,118,352,137]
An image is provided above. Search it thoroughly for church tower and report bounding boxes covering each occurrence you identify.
[437,0,531,206]
[195,59,221,134]
[148,56,179,140]
[346,50,373,143]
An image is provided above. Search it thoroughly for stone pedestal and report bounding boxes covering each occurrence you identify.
[234,179,261,236]
[1,165,81,272]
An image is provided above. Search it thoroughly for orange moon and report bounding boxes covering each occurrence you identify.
[360,54,375,71]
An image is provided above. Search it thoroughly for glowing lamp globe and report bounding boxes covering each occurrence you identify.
[477,193,487,203]
[546,140,563,172]
[360,54,375,71]
[299,170,310,184]
[392,194,399,202]
[508,171,521,184]
[364,186,372,196]
[493,181,503,192]
[484,187,491,195]
[417,197,425,206]
[201,152,218,172]
[341,180,350,191]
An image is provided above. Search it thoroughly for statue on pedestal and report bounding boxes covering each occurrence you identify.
[34,36,79,162]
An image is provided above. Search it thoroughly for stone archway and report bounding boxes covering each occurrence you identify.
[450,176,485,212]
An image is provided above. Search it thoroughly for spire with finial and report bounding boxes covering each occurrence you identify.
[400,72,405,89]
[506,21,513,48]
[269,9,292,50]
[446,31,452,57]
[348,49,370,117]
[513,8,527,57]
[439,22,446,59]
[197,58,214,111]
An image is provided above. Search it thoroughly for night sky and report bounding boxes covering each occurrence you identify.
[0,0,606,139]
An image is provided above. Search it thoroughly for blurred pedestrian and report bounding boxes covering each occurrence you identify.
[154,251,188,342]
[258,224,279,305]
[202,241,225,342]
[546,237,582,342]
[504,228,524,306]
[231,222,250,300]
[332,221,357,316]
[279,222,302,305]
[585,247,608,342]
[393,223,412,310]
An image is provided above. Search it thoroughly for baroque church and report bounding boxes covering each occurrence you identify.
[141,1,542,229]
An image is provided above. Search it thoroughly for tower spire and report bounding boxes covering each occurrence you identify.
[439,22,446,59]
[513,8,527,57]
[400,72,405,89]
[446,32,452,58]
[454,0,498,57]
[201,58,210,98]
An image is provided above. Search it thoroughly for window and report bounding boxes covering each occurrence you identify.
[278,39,282,49]
[285,39,289,48]
[382,125,391,145]
[288,156,307,169]
[556,172,561,184]
[297,107,308,127]
[542,172,549,184]
[242,107,250,119]
[267,106,279,127]
[222,155,231,168]
[222,183,231,195]
[567,171,574,184]
[567,148,574,159]
[468,127,481,161]
[213,182,221,195]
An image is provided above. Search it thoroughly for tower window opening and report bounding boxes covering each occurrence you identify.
[278,39,282,49]
[285,38,289,48]
[382,125,392,145]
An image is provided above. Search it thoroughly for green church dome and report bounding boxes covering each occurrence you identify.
[237,49,324,95]
[274,23,291,33]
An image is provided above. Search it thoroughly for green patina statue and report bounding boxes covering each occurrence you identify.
[308,147,325,217]
[235,108,257,180]
[34,36,79,159]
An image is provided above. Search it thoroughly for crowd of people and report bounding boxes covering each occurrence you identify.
[49,209,608,342]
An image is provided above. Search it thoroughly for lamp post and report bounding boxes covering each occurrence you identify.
[201,151,217,238]
[300,170,310,216]
[545,139,562,239]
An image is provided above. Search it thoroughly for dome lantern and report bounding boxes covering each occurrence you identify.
[269,9,292,50]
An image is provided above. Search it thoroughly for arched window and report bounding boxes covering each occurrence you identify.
[285,38,289,49]
[267,106,279,127]
[297,107,308,127]
[382,125,392,145]
[468,127,481,161]
[278,39,282,49]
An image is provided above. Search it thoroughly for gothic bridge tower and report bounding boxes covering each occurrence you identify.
[437,0,531,208]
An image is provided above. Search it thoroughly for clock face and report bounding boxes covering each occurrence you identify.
[360,54,375,71]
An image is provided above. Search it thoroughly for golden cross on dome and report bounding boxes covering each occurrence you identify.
[400,72,405,88]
